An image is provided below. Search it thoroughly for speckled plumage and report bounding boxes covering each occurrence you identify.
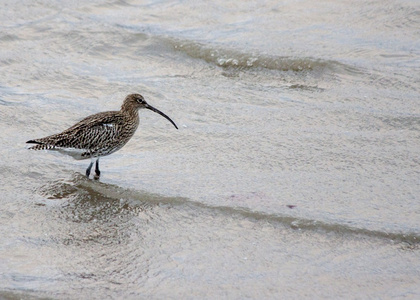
[27,94,178,178]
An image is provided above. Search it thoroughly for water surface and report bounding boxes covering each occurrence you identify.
[1,0,419,299]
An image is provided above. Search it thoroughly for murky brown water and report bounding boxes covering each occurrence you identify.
[1,0,419,299]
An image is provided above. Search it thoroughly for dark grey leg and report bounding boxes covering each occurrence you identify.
[86,161,94,177]
[94,158,100,178]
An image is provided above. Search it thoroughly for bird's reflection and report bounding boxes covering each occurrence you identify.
[35,173,166,246]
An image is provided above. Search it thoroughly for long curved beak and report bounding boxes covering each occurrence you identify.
[146,104,178,129]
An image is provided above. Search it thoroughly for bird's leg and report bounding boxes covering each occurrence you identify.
[86,161,94,178]
[94,158,100,180]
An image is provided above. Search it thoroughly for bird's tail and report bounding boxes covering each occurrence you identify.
[26,139,55,150]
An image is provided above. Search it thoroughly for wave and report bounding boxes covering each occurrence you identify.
[168,39,354,74]
[113,23,358,74]
[38,174,420,245]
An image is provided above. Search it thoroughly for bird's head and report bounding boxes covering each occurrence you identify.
[126,93,147,108]
[123,94,178,129]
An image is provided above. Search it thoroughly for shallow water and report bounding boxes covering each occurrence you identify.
[1,0,420,299]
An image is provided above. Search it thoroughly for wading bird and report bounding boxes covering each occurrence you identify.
[27,94,178,179]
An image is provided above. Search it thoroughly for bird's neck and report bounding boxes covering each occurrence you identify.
[120,105,140,133]
[121,102,139,119]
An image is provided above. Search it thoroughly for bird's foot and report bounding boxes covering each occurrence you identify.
[93,171,100,180]
[93,159,100,180]
[93,169,100,180]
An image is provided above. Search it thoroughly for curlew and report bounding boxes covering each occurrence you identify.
[27,93,178,179]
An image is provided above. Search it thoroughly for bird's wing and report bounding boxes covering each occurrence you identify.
[60,112,126,150]
[28,111,125,150]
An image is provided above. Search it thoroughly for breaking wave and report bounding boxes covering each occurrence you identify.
[169,39,354,73]
[39,174,420,245]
